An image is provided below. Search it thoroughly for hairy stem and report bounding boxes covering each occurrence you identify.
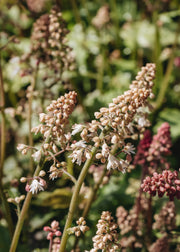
[59,143,99,251]
[0,56,14,237]
[9,161,44,252]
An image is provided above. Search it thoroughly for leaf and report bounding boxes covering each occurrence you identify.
[29,212,56,231]
[33,188,73,209]
[0,226,10,252]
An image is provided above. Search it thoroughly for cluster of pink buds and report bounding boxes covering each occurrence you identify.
[141,170,180,200]
[43,220,62,240]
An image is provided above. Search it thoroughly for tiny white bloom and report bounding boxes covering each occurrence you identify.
[17,143,27,152]
[32,150,41,162]
[69,149,83,166]
[29,179,44,194]
[107,154,120,170]
[74,140,87,149]
[71,124,84,135]
[123,144,135,155]
[138,117,147,127]
[102,142,109,157]
[119,160,128,174]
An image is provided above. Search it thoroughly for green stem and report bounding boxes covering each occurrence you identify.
[59,145,98,252]
[73,145,118,250]
[70,0,82,24]
[0,56,14,237]
[154,23,180,111]
[28,68,38,175]
[97,49,105,92]
[9,162,44,252]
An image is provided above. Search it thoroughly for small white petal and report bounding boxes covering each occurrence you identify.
[32,150,41,162]
[29,179,44,194]
[71,124,84,135]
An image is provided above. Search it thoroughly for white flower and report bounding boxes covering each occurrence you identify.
[17,143,27,152]
[107,154,120,170]
[127,123,134,134]
[71,124,84,135]
[102,142,109,157]
[73,140,87,149]
[123,144,135,155]
[69,149,83,166]
[29,179,44,194]
[111,135,119,144]
[119,160,129,174]
[32,150,41,162]
[138,117,147,127]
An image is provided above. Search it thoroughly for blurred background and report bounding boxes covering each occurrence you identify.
[0,0,180,251]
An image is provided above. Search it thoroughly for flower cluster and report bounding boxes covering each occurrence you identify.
[141,170,180,200]
[90,211,119,252]
[133,123,172,175]
[23,6,74,74]
[153,201,176,232]
[116,205,143,236]
[70,64,156,171]
[68,217,89,237]
[31,91,77,151]
[133,130,152,166]
[26,0,46,13]
[147,122,172,173]
[43,220,62,251]
[7,195,25,205]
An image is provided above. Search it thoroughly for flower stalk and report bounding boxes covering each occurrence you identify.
[0,56,14,237]
[9,160,44,252]
[58,144,98,252]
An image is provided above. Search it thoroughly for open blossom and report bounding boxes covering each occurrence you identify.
[107,154,126,173]
[138,116,148,127]
[123,144,135,155]
[31,150,42,162]
[29,179,46,194]
[69,149,84,166]
[71,124,84,135]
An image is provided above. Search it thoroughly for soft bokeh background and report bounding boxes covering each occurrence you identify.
[0,0,180,251]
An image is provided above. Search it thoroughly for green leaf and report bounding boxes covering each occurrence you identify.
[154,108,180,140]
[33,188,73,209]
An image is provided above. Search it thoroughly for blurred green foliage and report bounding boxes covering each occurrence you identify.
[0,0,180,251]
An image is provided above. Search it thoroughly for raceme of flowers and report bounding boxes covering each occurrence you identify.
[153,201,176,232]
[141,170,180,200]
[70,63,156,172]
[43,220,62,252]
[133,122,172,175]
[22,6,75,74]
[17,64,155,194]
[89,211,120,252]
